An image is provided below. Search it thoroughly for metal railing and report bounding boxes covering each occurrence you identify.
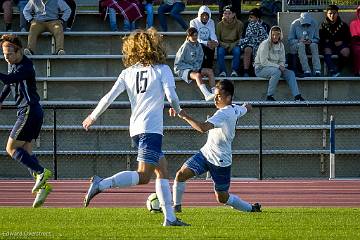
[1,101,360,179]
[282,0,360,11]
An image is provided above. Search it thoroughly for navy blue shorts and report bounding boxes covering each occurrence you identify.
[184,151,231,192]
[131,133,164,166]
[10,104,44,142]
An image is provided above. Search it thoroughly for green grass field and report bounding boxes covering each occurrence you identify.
[0,207,359,239]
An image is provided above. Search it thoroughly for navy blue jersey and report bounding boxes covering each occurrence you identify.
[0,56,40,108]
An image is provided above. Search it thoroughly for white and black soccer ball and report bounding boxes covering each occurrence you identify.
[146,193,162,213]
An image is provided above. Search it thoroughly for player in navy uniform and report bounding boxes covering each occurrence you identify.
[0,34,52,208]
[82,28,189,226]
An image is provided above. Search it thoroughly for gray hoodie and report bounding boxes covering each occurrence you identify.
[254,26,286,69]
[23,0,71,22]
[288,12,319,46]
[174,39,204,81]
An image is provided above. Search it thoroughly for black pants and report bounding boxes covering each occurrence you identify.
[64,0,76,29]
[201,44,215,69]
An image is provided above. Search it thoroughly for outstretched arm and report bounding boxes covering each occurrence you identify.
[171,108,213,133]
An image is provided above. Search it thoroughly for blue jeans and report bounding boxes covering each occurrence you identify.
[18,0,28,30]
[144,2,153,28]
[108,7,118,31]
[123,20,136,31]
[157,2,187,32]
[217,46,241,74]
[255,66,300,97]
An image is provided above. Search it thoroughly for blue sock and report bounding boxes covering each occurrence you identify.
[12,148,44,174]
[28,155,40,178]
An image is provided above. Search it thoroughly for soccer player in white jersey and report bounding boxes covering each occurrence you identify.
[82,28,189,227]
[169,79,261,213]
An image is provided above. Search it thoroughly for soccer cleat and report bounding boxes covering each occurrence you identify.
[205,93,215,101]
[219,71,226,77]
[251,203,262,212]
[173,204,182,213]
[163,218,190,226]
[230,70,238,77]
[32,168,52,194]
[32,183,53,208]
[83,175,102,207]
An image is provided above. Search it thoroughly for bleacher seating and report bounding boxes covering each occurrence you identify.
[0,5,359,179]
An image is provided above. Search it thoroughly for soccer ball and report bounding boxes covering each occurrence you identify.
[146,193,162,213]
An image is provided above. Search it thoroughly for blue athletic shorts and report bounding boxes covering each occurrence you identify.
[184,151,231,192]
[10,104,43,142]
[131,133,164,166]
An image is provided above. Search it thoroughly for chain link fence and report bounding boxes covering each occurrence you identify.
[0,102,359,179]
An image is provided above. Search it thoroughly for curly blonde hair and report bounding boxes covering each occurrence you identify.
[122,28,167,67]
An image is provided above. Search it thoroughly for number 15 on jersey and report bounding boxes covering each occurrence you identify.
[136,70,148,94]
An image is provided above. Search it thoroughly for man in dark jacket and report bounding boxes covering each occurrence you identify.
[319,4,351,77]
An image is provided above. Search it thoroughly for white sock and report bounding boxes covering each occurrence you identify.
[99,171,139,191]
[226,194,252,212]
[199,84,212,98]
[172,180,186,206]
[156,179,176,222]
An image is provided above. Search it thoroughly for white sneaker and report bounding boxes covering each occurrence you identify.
[23,48,32,55]
[230,70,238,77]
[219,72,226,77]
[205,93,215,101]
[32,183,52,208]
[57,49,66,55]
[20,28,27,32]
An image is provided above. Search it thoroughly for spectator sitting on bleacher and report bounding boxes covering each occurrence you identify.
[350,5,360,76]
[174,27,215,101]
[1,0,13,31]
[288,12,321,77]
[63,0,76,31]
[319,4,351,77]
[99,0,144,31]
[239,8,269,77]
[254,26,305,101]
[23,0,70,55]
[190,5,218,70]
[216,5,243,78]
[158,0,188,32]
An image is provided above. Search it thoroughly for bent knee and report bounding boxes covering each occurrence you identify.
[175,171,187,182]
[216,195,228,204]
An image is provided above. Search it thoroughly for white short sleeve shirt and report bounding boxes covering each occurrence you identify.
[200,104,247,167]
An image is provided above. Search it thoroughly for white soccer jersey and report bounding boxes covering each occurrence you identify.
[90,64,176,137]
[200,104,247,167]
